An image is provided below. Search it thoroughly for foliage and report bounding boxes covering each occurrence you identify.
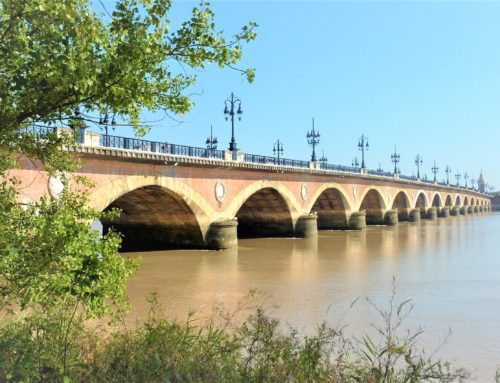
[0,0,257,172]
[0,293,474,383]
[0,176,137,317]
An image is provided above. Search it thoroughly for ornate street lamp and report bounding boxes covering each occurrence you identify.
[445,165,452,185]
[391,146,400,175]
[377,162,384,174]
[415,154,423,179]
[431,161,439,182]
[307,118,320,162]
[464,172,469,188]
[352,157,360,168]
[224,92,243,151]
[273,139,284,165]
[206,125,218,157]
[455,171,461,187]
[471,177,476,191]
[358,134,369,169]
[99,111,116,147]
[70,106,87,143]
[319,149,328,164]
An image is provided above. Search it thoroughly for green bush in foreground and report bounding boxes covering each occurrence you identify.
[0,291,480,383]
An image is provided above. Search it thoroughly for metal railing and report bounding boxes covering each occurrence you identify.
[243,154,310,168]
[321,163,360,173]
[99,134,225,160]
[23,127,492,195]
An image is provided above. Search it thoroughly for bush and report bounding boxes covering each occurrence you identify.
[0,290,473,383]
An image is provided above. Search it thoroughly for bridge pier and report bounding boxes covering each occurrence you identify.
[474,206,480,213]
[348,211,366,230]
[384,209,399,225]
[295,214,318,238]
[397,208,410,222]
[425,207,438,220]
[408,208,421,222]
[439,207,450,218]
[460,206,468,215]
[467,206,474,214]
[451,206,461,216]
[205,219,238,250]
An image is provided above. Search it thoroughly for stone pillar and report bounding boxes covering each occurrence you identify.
[460,206,468,215]
[474,206,479,213]
[439,207,450,218]
[426,207,438,220]
[205,219,238,250]
[295,214,318,238]
[348,211,366,230]
[384,209,399,225]
[451,206,460,216]
[409,208,421,222]
[467,206,474,214]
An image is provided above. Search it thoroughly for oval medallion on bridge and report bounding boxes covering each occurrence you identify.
[301,184,308,202]
[48,174,65,200]
[353,185,358,201]
[214,181,226,204]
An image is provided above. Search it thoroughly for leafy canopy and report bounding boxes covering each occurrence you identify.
[0,0,257,171]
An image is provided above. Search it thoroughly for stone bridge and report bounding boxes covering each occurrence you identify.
[12,132,492,250]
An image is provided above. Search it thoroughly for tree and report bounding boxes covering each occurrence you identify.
[0,0,256,315]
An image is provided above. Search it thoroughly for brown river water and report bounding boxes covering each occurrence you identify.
[125,213,500,381]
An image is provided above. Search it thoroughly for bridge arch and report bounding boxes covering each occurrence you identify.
[414,191,429,215]
[227,181,301,238]
[307,184,352,229]
[431,192,442,208]
[455,195,462,206]
[445,194,453,207]
[464,196,469,206]
[391,190,411,221]
[90,176,214,250]
[358,187,387,224]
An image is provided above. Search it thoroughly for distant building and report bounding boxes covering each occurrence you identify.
[478,171,486,193]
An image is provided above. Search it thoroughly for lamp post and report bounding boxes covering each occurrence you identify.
[352,157,360,168]
[99,111,116,147]
[273,139,284,165]
[464,172,469,188]
[319,149,328,164]
[471,177,476,191]
[223,92,243,151]
[206,125,218,157]
[455,171,461,187]
[70,106,86,143]
[431,161,439,182]
[445,166,452,185]
[358,134,369,169]
[377,162,384,174]
[307,118,320,162]
[415,154,423,179]
[391,146,400,175]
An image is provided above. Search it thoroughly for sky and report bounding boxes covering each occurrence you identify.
[93,1,500,189]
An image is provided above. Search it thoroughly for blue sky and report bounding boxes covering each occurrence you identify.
[94,1,500,188]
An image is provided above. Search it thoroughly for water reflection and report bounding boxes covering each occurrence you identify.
[125,214,500,381]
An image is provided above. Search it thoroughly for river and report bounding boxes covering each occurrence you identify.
[125,213,500,381]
